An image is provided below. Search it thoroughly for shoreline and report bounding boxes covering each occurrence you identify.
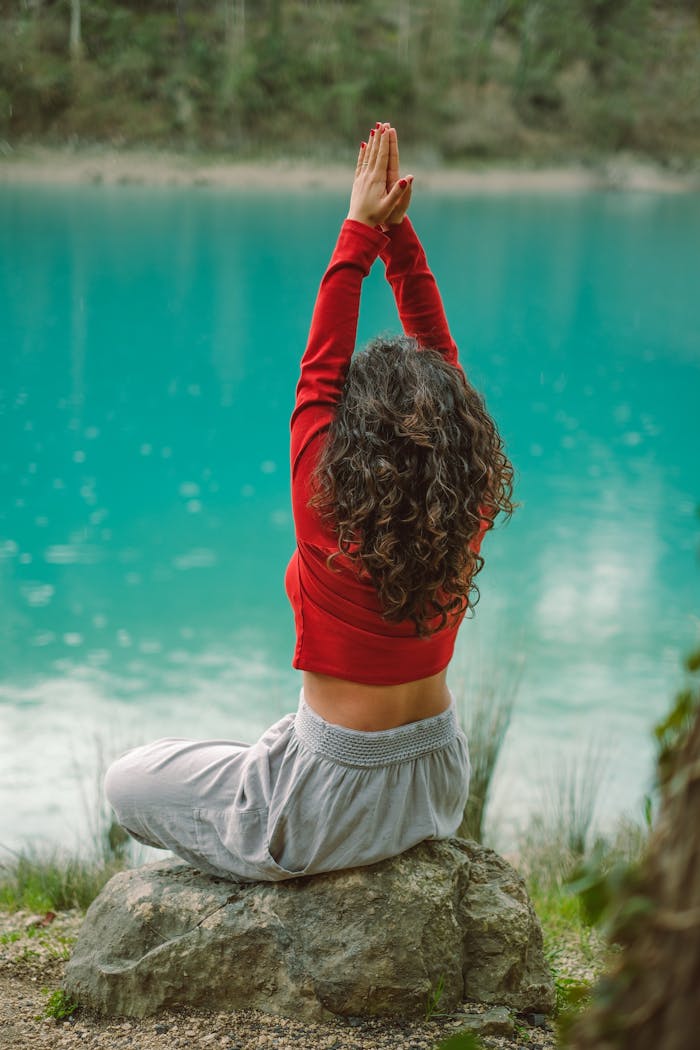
[1,145,699,193]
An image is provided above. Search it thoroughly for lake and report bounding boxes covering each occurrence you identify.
[1,184,699,852]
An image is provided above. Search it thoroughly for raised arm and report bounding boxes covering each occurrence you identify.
[290,221,386,469]
[380,218,459,367]
[378,125,460,367]
[290,125,412,472]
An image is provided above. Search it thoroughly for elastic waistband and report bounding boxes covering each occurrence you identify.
[293,692,459,768]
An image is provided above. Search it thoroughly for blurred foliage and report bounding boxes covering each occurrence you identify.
[565,840,651,933]
[566,642,696,940]
[566,644,700,932]
[0,0,699,158]
[553,644,700,1046]
[654,645,700,788]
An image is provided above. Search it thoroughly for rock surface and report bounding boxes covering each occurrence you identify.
[65,838,554,1021]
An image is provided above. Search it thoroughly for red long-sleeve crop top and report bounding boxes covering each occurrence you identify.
[285,217,488,686]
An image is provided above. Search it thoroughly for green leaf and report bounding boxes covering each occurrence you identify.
[41,988,78,1021]
[643,794,653,829]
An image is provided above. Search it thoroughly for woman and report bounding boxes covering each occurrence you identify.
[105,123,514,881]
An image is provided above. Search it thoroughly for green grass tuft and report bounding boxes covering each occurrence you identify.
[0,847,127,913]
[434,1031,484,1050]
[425,973,445,1021]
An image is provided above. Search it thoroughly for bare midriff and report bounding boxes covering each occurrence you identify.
[302,668,451,731]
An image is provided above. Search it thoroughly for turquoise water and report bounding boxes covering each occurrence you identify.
[1,185,699,849]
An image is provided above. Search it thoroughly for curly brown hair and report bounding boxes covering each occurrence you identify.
[310,336,515,637]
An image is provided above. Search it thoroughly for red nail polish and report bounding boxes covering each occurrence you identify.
[375,122,381,129]
[370,129,375,137]
[399,178,407,188]
[360,142,366,149]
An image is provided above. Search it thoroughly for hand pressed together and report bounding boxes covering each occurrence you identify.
[346,121,413,230]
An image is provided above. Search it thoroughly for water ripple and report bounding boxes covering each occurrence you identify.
[172,548,217,570]
[45,544,101,565]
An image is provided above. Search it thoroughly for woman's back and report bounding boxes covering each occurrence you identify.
[301,667,452,731]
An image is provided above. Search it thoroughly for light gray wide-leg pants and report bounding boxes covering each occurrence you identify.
[104,692,470,882]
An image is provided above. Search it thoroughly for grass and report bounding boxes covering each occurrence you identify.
[509,752,652,1033]
[0,734,137,913]
[545,742,609,859]
[515,809,651,1034]
[0,844,128,913]
[524,879,601,1038]
[515,737,615,907]
[454,656,521,842]
[531,883,594,950]
[451,657,620,1032]
[0,731,138,913]
[425,973,445,1021]
[0,921,74,961]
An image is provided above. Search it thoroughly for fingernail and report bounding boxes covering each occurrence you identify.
[375,122,381,129]
[399,178,407,188]
[370,129,375,137]
[360,142,366,149]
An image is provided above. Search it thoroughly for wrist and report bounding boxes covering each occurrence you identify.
[346,215,377,229]
[379,216,407,233]
[341,218,390,249]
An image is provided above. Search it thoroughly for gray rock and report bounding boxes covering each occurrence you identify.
[458,1005,515,1037]
[65,838,554,1021]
